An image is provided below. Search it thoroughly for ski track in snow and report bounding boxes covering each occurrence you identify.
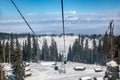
[39,69,53,80]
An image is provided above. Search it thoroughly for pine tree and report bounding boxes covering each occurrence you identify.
[72,39,82,62]
[78,34,81,44]
[23,41,28,61]
[108,20,115,60]
[85,39,89,49]
[114,36,120,64]
[0,41,6,80]
[42,39,49,61]
[92,39,97,63]
[81,35,84,49]
[104,20,119,79]
[10,33,15,64]
[2,33,5,63]
[32,35,37,61]
[22,42,26,61]
[67,45,73,61]
[103,20,115,61]
[84,39,91,64]
[0,41,3,63]
[97,39,105,64]
[5,41,9,63]
[49,37,58,61]
[36,37,40,62]
[27,33,32,62]
[12,35,24,80]
[103,31,109,62]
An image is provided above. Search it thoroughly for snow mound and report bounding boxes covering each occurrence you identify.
[107,60,118,67]
[74,66,86,71]
[4,66,12,71]
[3,63,12,70]
[41,61,56,66]
[25,66,31,71]
[80,76,92,80]
[94,76,104,80]
[25,71,32,75]
[94,67,103,72]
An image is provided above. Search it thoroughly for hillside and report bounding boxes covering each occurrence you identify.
[16,35,101,55]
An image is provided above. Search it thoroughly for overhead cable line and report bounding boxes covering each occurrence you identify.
[10,0,35,35]
[60,0,66,73]
[61,0,66,57]
[10,0,42,44]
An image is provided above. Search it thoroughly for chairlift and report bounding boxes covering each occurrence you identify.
[54,65,59,71]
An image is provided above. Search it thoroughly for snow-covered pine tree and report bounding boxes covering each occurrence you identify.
[72,39,82,62]
[5,41,10,63]
[2,33,5,63]
[42,39,49,61]
[22,42,26,61]
[104,20,119,80]
[67,45,73,61]
[27,33,32,62]
[92,39,97,64]
[84,39,91,64]
[114,36,120,64]
[10,33,15,64]
[0,41,5,80]
[49,37,58,61]
[36,37,40,63]
[12,35,24,80]
[0,41,3,62]
[24,41,28,61]
[32,35,37,61]
[81,35,84,49]
[97,39,105,65]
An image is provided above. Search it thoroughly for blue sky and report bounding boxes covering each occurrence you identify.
[0,0,120,34]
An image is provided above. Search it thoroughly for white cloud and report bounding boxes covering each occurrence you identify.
[46,11,77,15]
[46,11,120,21]
[65,11,77,15]
[1,12,120,24]
[27,12,38,16]
[0,19,24,23]
[0,11,120,34]
[65,15,78,20]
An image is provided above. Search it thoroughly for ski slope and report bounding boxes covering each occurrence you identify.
[2,35,99,56]
[16,35,99,55]
[26,62,106,80]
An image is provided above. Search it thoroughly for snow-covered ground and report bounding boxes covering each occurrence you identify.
[26,62,106,80]
[37,35,78,55]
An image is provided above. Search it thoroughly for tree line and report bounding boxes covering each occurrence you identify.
[0,33,24,80]
[67,34,106,65]
[67,20,120,66]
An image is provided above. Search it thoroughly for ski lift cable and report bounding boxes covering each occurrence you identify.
[10,0,42,44]
[61,0,66,57]
[60,0,66,73]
